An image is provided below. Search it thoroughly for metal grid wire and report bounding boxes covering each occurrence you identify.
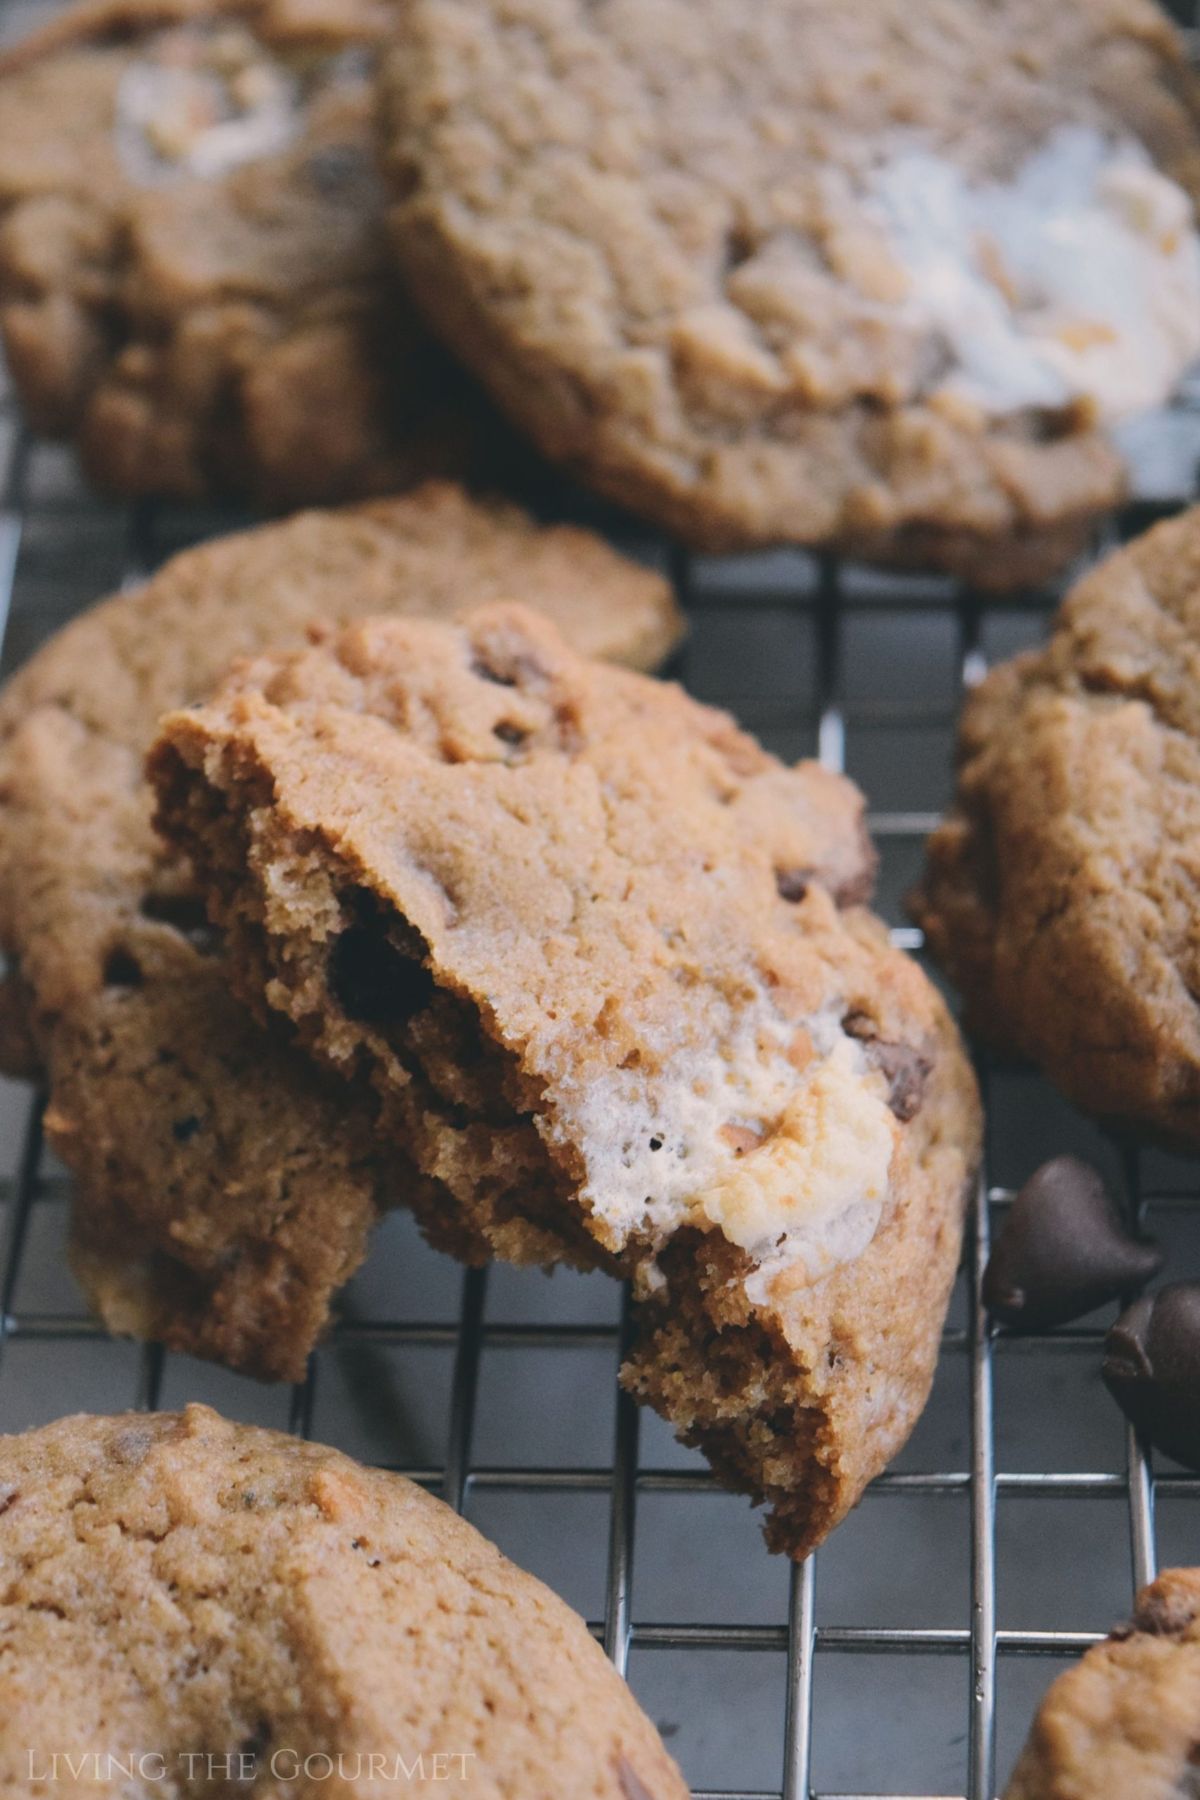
[4,4,1200,1793]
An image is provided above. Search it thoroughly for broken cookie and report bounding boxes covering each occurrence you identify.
[151,602,981,1555]
[0,485,682,1379]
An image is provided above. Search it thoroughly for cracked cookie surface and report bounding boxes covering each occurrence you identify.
[382,0,1200,586]
[1005,1568,1200,1799]
[0,0,512,505]
[0,483,682,1378]
[0,1404,688,1800]
[151,602,981,1555]
[913,505,1200,1147]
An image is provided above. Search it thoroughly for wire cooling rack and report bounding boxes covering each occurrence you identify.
[4,4,1200,1793]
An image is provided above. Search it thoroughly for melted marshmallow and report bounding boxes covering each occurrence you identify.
[865,125,1200,423]
[573,999,896,1304]
[117,46,300,184]
[705,1039,896,1296]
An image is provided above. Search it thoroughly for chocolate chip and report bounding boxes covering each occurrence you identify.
[841,1010,930,1121]
[306,143,367,195]
[983,1157,1161,1331]
[1104,1284,1200,1469]
[775,867,812,902]
[103,947,143,989]
[724,220,756,273]
[472,655,516,687]
[471,647,547,688]
[330,925,434,1027]
[171,1115,202,1143]
[494,721,528,747]
[239,1725,270,1764]
[140,891,208,933]
[1131,1579,1200,1639]
[869,1041,930,1123]
[140,890,220,954]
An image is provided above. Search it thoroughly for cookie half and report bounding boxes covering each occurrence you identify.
[0,1404,687,1800]
[1004,1569,1200,1800]
[151,602,981,1556]
[913,505,1200,1147]
[0,0,511,505]
[0,483,683,1378]
[382,0,1200,585]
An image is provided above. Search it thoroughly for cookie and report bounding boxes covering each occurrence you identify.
[1004,1569,1200,1800]
[0,0,514,506]
[381,0,1200,587]
[0,1404,687,1800]
[913,506,1200,1147]
[0,483,683,1379]
[150,602,981,1557]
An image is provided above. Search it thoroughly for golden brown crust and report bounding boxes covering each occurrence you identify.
[914,505,1200,1146]
[0,1405,688,1800]
[0,486,682,1378]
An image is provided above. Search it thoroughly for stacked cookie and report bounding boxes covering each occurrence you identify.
[0,489,981,1556]
[4,0,1200,574]
[0,485,683,1378]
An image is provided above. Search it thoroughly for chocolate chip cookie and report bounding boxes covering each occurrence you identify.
[0,1404,688,1800]
[0,0,510,505]
[1004,1569,1200,1799]
[0,483,683,1379]
[381,0,1200,586]
[151,602,981,1557]
[913,505,1200,1147]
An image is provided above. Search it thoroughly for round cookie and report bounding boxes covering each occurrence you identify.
[1004,1569,1200,1800]
[382,0,1200,586]
[0,1404,688,1800]
[150,601,981,1557]
[913,505,1200,1148]
[0,0,512,506]
[0,483,684,1379]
